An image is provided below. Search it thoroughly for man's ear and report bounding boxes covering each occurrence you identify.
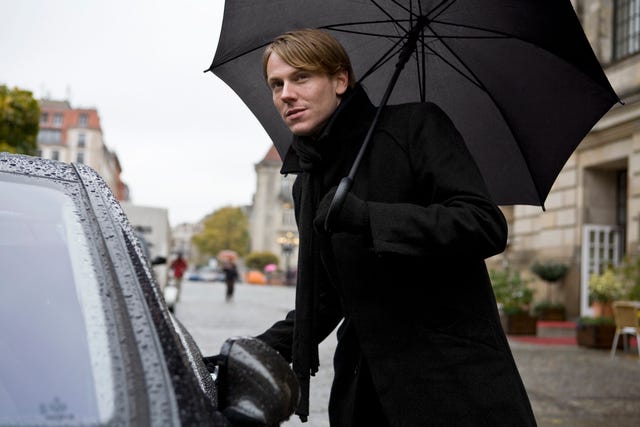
[334,70,349,96]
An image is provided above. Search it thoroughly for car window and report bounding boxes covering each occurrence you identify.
[0,176,115,424]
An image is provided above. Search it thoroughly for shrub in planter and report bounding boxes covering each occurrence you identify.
[490,269,537,335]
[530,261,568,312]
[533,302,566,321]
[576,316,620,349]
[588,268,627,304]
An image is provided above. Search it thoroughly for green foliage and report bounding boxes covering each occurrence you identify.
[616,255,640,301]
[0,85,40,155]
[245,251,279,271]
[191,206,249,260]
[530,261,568,283]
[533,301,565,314]
[588,268,627,303]
[576,316,615,326]
[490,268,534,314]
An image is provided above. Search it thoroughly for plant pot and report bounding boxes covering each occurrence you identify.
[591,301,614,318]
[503,313,538,335]
[536,306,566,321]
[576,323,620,349]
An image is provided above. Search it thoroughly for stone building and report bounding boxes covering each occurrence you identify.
[506,0,640,318]
[250,146,298,271]
[37,99,128,201]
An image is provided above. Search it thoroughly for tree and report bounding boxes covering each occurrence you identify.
[192,206,250,261]
[0,85,40,155]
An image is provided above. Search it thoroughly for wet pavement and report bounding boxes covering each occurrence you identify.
[175,280,640,427]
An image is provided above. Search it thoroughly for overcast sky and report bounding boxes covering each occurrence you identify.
[0,0,274,227]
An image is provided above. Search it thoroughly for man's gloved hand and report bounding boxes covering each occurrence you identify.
[314,187,369,234]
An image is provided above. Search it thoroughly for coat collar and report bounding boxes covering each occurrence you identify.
[280,84,376,174]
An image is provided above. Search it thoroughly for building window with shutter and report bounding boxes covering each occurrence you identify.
[40,113,49,124]
[53,113,63,127]
[51,150,59,161]
[78,114,88,127]
[76,152,84,164]
[78,133,86,148]
[614,0,640,60]
[37,129,62,144]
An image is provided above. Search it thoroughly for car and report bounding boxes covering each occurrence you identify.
[0,153,298,426]
[188,266,224,282]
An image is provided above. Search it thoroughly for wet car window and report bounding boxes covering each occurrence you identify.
[0,177,114,424]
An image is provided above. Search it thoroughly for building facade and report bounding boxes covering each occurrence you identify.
[37,99,128,201]
[250,146,298,270]
[506,0,640,318]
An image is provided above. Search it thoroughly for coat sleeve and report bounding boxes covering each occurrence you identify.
[254,281,343,362]
[368,102,508,259]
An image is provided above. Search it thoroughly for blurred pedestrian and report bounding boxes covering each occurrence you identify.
[222,260,238,301]
[169,253,188,284]
[252,29,536,426]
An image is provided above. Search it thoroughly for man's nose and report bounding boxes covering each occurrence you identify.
[280,81,296,101]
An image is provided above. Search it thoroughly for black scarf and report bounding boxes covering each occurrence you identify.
[288,85,376,421]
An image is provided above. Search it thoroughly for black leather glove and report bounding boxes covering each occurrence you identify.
[314,187,369,234]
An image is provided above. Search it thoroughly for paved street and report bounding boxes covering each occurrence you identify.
[175,280,640,427]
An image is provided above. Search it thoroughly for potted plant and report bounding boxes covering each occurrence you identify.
[588,268,626,317]
[530,260,568,320]
[576,316,618,349]
[576,267,629,349]
[490,268,537,335]
[616,254,640,301]
[533,301,567,321]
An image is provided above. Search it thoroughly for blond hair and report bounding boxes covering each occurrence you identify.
[263,29,356,88]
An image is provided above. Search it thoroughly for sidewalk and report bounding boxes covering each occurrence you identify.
[176,282,640,427]
[509,320,640,427]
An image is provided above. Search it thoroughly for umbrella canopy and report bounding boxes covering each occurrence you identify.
[207,0,619,207]
[217,249,238,262]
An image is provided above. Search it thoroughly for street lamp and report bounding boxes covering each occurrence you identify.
[277,231,299,286]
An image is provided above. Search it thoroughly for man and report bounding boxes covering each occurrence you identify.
[256,29,537,426]
[222,259,238,301]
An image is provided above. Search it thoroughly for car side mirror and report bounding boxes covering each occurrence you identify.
[205,337,299,426]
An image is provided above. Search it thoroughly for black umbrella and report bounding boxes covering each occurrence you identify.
[207,0,619,209]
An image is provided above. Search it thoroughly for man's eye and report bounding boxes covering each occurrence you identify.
[270,81,283,90]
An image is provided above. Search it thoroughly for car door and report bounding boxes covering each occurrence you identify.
[0,154,227,426]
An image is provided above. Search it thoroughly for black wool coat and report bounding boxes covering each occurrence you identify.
[257,86,537,427]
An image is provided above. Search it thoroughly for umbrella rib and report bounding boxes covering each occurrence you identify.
[207,42,271,70]
[427,0,458,21]
[420,42,484,92]
[358,43,406,83]
[425,21,545,204]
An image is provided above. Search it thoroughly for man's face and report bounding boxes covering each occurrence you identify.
[266,52,348,137]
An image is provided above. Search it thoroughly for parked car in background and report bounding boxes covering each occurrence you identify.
[188,265,225,282]
[0,153,298,426]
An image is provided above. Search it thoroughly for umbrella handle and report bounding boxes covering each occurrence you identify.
[324,176,353,233]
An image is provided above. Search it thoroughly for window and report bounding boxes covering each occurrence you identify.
[0,177,115,424]
[37,129,62,144]
[282,203,295,226]
[51,150,59,161]
[614,0,640,59]
[40,113,49,124]
[77,152,85,164]
[78,114,88,127]
[78,133,86,148]
[53,113,63,127]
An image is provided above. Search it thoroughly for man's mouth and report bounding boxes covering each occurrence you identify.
[286,107,305,120]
